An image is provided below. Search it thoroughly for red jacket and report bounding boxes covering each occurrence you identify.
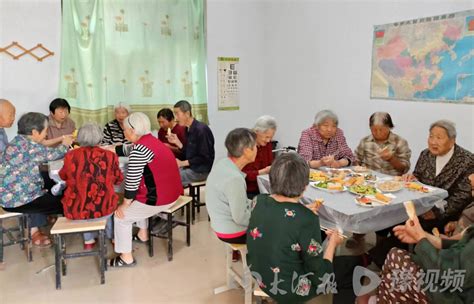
[242,144,273,193]
[59,147,123,220]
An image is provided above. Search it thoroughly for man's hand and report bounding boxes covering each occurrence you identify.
[167,133,182,149]
[61,135,74,147]
[378,147,393,161]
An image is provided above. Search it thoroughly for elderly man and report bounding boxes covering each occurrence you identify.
[167,100,215,186]
[0,99,16,152]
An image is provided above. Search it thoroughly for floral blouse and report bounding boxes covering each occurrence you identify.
[0,135,67,208]
[59,146,123,220]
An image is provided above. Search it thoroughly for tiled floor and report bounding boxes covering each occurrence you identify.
[1,191,375,304]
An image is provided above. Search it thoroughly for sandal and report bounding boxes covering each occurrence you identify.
[32,231,52,248]
[132,234,148,243]
[109,255,136,268]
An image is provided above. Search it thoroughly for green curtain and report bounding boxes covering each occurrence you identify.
[59,0,208,130]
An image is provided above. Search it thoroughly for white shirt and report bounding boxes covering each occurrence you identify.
[435,145,455,176]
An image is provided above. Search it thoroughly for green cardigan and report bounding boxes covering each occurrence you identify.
[413,225,474,304]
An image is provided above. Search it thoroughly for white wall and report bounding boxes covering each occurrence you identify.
[0,0,62,138]
[206,0,266,159]
[262,0,474,169]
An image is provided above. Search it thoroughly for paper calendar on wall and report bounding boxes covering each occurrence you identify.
[218,57,240,111]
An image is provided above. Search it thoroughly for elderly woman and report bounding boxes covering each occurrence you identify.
[59,123,123,250]
[406,120,473,231]
[206,128,257,245]
[247,153,344,303]
[109,112,183,267]
[101,102,131,145]
[0,112,73,247]
[298,109,355,168]
[242,115,277,199]
[355,112,411,176]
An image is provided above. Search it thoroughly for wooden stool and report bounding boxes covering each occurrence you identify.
[0,208,32,263]
[214,243,253,304]
[50,217,108,290]
[148,195,192,261]
[188,181,206,224]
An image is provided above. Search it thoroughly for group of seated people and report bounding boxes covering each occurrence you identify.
[0,97,472,301]
[205,109,473,303]
[0,98,215,267]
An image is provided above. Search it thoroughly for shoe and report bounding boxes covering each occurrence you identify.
[109,255,137,268]
[232,250,241,262]
[32,231,52,248]
[84,242,96,250]
[132,235,148,243]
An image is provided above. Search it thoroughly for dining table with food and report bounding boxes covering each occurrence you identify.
[257,165,448,234]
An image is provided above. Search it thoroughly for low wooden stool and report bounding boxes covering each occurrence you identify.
[214,243,253,304]
[0,208,31,263]
[50,217,107,289]
[148,195,192,261]
[254,286,270,303]
[188,181,206,224]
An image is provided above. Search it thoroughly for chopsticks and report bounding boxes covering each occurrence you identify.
[320,225,348,239]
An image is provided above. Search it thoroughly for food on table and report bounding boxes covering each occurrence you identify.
[376,180,403,192]
[405,182,430,193]
[349,184,377,195]
[327,182,344,191]
[309,171,328,181]
[403,200,416,220]
[374,192,391,204]
[364,174,377,181]
[345,176,365,187]
[356,196,373,206]
[353,165,369,173]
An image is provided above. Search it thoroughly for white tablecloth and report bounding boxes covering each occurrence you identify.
[257,170,448,234]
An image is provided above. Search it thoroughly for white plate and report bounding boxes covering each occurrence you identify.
[376,181,403,193]
[354,193,395,207]
[310,182,346,193]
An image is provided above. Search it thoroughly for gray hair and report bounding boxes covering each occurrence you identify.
[17,112,47,135]
[114,102,131,113]
[369,112,394,128]
[124,112,151,137]
[270,153,309,198]
[225,128,257,158]
[77,123,103,147]
[430,120,457,139]
[314,109,338,126]
[253,115,277,133]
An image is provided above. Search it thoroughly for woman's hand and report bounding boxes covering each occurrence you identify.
[401,173,417,182]
[326,229,344,247]
[393,216,427,244]
[306,199,323,214]
[444,221,457,236]
[115,201,131,219]
[421,210,436,220]
[61,135,74,146]
[258,166,271,175]
[378,147,393,161]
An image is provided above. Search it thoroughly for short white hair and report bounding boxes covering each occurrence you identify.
[124,112,151,137]
[314,109,338,126]
[77,123,103,146]
[254,115,277,133]
[430,119,457,139]
[115,102,131,113]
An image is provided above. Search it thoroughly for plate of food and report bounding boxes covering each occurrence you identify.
[355,193,395,207]
[348,184,378,196]
[353,165,369,173]
[376,180,403,192]
[309,170,328,182]
[310,181,346,192]
[404,182,432,193]
[344,176,365,187]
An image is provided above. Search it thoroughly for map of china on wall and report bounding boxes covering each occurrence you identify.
[370,10,473,104]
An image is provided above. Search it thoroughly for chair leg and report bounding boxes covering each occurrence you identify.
[98,230,105,285]
[0,219,4,264]
[167,213,173,261]
[25,219,32,262]
[61,236,67,276]
[241,251,252,304]
[196,186,201,213]
[19,216,25,250]
[103,231,108,271]
[54,235,62,290]
[190,186,196,224]
[186,205,191,246]
[148,219,154,258]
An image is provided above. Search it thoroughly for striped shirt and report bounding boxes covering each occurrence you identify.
[123,144,154,199]
[101,119,130,145]
[297,126,355,164]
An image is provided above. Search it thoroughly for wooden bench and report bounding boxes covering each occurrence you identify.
[50,217,108,290]
[148,195,192,261]
[214,243,253,304]
[0,208,31,263]
[188,181,206,224]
